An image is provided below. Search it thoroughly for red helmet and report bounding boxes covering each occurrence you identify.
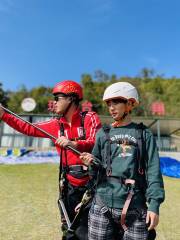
[52,80,83,100]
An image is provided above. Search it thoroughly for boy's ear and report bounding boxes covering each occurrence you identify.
[127,101,132,107]
[67,96,73,102]
[128,100,135,107]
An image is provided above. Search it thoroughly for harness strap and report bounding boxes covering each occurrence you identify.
[102,176,124,185]
[120,179,135,231]
[81,111,88,140]
[136,123,145,175]
[59,111,88,174]
[68,165,88,172]
[100,122,147,231]
[62,164,89,179]
[101,176,136,231]
[60,122,65,136]
[102,124,112,176]
[59,111,88,141]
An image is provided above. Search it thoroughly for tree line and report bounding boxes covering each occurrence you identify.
[0,68,180,117]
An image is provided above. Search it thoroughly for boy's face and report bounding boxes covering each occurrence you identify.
[53,94,71,114]
[106,98,128,121]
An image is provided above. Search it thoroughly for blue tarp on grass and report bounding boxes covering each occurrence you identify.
[0,149,180,179]
[160,157,180,178]
[0,150,59,164]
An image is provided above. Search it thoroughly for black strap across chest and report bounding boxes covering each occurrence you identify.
[59,111,88,140]
[102,124,112,176]
[102,122,146,177]
[58,111,88,176]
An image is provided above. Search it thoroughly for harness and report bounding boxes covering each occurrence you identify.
[59,111,88,141]
[57,111,89,235]
[59,111,88,179]
[101,123,146,231]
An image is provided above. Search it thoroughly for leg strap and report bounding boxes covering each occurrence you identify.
[120,179,135,231]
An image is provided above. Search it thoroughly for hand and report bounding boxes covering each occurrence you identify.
[0,104,5,118]
[146,211,159,230]
[74,202,82,213]
[80,152,94,166]
[55,136,77,148]
[74,190,91,213]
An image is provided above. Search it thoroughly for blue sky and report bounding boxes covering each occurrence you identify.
[0,0,180,91]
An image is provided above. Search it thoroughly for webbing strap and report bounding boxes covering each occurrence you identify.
[59,111,88,140]
[99,123,147,232]
[121,192,134,231]
[81,111,88,140]
[99,176,136,231]
[102,124,112,176]
[136,123,145,175]
[120,179,135,231]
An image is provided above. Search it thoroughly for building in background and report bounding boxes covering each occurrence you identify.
[0,114,180,152]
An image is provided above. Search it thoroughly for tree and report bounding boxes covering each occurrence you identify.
[139,68,155,80]
[4,69,180,118]
[7,85,52,114]
[94,70,109,82]
[30,86,52,113]
[7,85,29,113]
[0,82,9,107]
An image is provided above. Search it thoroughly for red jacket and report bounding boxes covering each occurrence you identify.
[2,108,101,186]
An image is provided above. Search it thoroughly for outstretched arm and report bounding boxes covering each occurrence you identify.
[0,106,57,139]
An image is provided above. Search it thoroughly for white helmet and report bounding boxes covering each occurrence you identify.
[103,82,139,105]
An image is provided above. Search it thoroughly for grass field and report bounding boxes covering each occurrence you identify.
[0,164,60,240]
[0,164,180,240]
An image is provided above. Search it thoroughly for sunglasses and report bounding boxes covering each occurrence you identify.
[54,96,66,102]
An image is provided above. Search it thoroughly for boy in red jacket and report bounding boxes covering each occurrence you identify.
[0,80,101,239]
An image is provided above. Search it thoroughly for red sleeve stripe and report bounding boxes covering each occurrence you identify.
[86,112,98,140]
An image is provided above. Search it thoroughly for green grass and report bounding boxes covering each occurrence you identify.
[156,176,180,240]
[0,164,180,240]
[0,164,61,240]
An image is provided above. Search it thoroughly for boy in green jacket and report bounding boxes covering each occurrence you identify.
[80,82,165,240]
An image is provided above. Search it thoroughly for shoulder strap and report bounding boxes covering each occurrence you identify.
[60,123,65,136]
[56,115,65,137]
[135,122,149,193]
[81,111,88,140]
[136,122,146,175]
[102,124,112,176]
[58,111,88,140]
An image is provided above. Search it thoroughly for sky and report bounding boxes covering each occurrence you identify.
[0,0,180,91]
